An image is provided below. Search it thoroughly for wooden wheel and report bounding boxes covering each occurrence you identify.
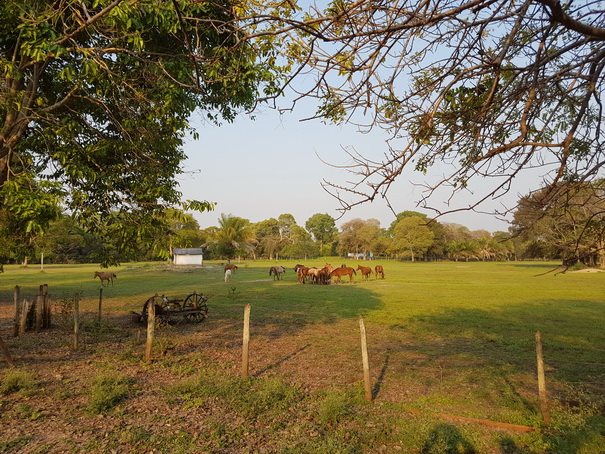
[184,311,205,323]
[183,292,208,322]
[141,294,169,325]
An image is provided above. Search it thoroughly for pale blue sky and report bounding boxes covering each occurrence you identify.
[178,105,529,233]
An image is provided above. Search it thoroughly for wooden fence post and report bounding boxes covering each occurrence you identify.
[73,296,80,350]
[35,285,44,332]
[13,286,20,337]
[0,335,14,367]
[242,304,251,378]
[20,300,30,334]
[98,288,103,322]
[42,284,51,329]
[145,302,155,364]
[359,315,373,402]
[536,331,551,425]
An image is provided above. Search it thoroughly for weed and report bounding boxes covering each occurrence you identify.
[167,369,304,420]
[0,369,37,396]
[316,387,365,426]
[12,403,46,421]
[87,372,132,414]
[0,435,34,452]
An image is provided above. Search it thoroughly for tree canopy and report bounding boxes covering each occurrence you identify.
[0,0,283,264]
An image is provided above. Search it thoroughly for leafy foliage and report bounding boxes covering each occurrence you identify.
[0,0,284,265]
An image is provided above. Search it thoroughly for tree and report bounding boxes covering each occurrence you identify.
[281,224,318,259]
[389,211,446,259]
[0,178,61,265]
[249,1,605,225]
[164,209,203,255]
[254,218,283,259]
[338,218,380,259]
[305,213,338,256]
[206,214,257,260]
[0,0,283,264]
[511,182,605,267]
[389,216,435,262]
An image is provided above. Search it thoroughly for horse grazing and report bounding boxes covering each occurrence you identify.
[224,269,233,282]
[224,264,238,273]
[357,265,373,281]
[94,271,117,287]
[329,266,356,283]
[316,267,332,285]
[295,265,310,283]
[269,266,286,280]
[375,265,385,279]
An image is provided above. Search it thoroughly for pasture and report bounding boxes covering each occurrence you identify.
[0,260,604,453]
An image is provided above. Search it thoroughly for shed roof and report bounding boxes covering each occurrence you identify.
[173,248,204,255]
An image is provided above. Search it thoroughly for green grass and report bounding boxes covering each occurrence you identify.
[1,259,604,453]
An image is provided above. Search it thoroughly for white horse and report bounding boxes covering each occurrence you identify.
[224,268,233,283]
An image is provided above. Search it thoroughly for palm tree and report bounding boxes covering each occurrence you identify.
[207,214,257,260]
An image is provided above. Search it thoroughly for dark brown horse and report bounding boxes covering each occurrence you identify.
[357,265,373,281]
[329,266,356,283]
[375,265,385,279]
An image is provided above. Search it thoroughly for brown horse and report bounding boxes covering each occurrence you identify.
[375,265,385,279]
[329,266,356,283]
[94,271,116,286]
[224,264,238,273]
[357,265,373,281]
[296,266,310,283]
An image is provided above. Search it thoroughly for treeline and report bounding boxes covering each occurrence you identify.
[0,207,597,267]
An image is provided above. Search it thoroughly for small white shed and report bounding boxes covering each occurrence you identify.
[173,248,204,265]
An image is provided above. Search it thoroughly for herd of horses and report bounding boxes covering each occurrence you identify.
[223,263,385,284]
[294,263,385,284]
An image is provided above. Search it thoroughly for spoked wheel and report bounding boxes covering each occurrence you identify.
[183,292,208,323]
[141,294,170,325]
[184,311,205,323]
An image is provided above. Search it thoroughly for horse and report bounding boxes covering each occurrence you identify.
[224,264,238,273]
[224,268,233,282]
[357,265,373,281]
[269,266,286,280]
[329,266,356,283]
[375,265,385,279]
[94,271,116,286]
[316,266,331,285]
[296,266,310,283]
[307,267,321,283]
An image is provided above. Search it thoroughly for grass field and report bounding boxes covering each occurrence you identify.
[0,260,604,453]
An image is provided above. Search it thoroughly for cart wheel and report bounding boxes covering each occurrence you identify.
[185,312,205,323]
[183,292,208,320]
[141,294,170,325]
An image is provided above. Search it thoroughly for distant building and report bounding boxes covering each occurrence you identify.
[173,248,204,265]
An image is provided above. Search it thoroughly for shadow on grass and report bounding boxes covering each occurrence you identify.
[421,423,477,453]
[406,298,605,367]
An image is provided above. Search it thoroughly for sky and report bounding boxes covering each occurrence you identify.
[177,104,531,234]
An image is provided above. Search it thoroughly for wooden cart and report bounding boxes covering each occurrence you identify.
[139,292,208,325]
